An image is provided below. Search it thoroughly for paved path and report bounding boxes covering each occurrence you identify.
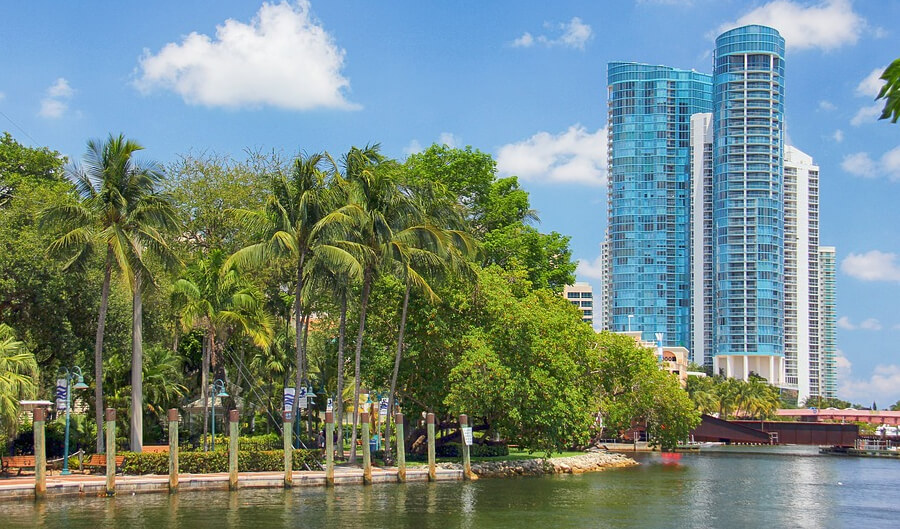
[0,465,462,501]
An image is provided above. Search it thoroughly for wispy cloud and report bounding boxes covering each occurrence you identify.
[831,129,844,142]
[819,100,836,111]
[715,0,866,51]
[841,147,900,181]
[38,78,74,118]
[511,17,592,50]
[840,362,900,406]
[496,125,607,186]
[836,316,880,331]
[576,254,605,280]
[135,1,358,111]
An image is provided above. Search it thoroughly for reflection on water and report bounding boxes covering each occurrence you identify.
[2,448,898,528]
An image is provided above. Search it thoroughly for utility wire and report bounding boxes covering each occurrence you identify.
[0,109,40,145]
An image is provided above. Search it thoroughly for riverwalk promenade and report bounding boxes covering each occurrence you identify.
[0,465,464,501]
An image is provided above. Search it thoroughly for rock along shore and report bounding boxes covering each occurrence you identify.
[437,451,637,479]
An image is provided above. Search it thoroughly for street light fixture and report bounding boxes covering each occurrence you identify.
[210,379,228,451]
[59,366,88,475]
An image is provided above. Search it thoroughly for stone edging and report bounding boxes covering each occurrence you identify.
[437,451,638,478]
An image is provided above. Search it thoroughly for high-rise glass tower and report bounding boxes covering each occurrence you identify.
[711,25,785,383]
[819,246,837,398]
[606,62,712,346]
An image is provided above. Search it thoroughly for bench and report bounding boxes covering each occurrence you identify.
[1,455,36,475]
[142,445,169,454]
[84,454,125,472]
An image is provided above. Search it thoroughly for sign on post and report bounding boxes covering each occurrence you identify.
[283,388,295,421]
[462,427,473,446]
[379,398,388,418]
[326,398,334,412]
[297,386,308,408]
[55,379,67,411]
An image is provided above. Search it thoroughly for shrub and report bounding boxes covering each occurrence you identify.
[119,449,320,475]
[435,442,508,458]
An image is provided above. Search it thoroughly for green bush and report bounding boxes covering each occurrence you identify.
[119,449,320,475]
[435,442,509,458]
[186,433,293,452]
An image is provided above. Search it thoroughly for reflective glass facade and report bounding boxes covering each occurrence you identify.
[712,26,785,358]
[607,62,712,345]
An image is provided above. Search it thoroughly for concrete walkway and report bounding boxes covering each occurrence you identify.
[0,466,463,501]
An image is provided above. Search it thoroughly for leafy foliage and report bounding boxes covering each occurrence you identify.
[877,58,900,123]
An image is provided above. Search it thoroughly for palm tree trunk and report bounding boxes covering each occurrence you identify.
[302,312,313,441]
[384,282,411,464]
[202,333,210,451]
[335,290,347,460]
[94,251,113,453]
[130,269,144,452]
[291,253,306,438]
[349,266,373,464]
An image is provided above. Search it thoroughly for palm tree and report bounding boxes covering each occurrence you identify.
[382,183,477,462]
[321,147,449,463]
[41,134,179,452]
[229,153,360,438]
[142,344,189,423]
[0,324,38,440]
[172,249,272,450]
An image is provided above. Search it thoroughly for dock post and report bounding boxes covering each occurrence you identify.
[283,411,292,488]
[361,412,372,484]
[325,411,334,486]
[105,408,116,496]
[427,412,436,481]
[460,414,472,480]
[395,413,406,482]
[33,408,46,500]
[228,410,239,490]
[168,408,179,493]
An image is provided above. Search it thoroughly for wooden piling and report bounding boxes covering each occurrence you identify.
[325,411,334,486]
[283,411,292,488]
[395,412,406,482]
[361,411,372,484]
[105,408,116,496]
[426,412,436,481]
[168,408,179,493]
[33,408,46,500]
[228,410,239,490]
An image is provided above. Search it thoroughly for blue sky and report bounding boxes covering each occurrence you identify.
[2,0,899,405]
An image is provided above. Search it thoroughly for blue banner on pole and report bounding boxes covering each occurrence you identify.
[56,379,67,411]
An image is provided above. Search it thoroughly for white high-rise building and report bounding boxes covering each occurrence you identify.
[563,283,594,325]
[783,145,820,403]
[690,112,714,367]
[600,240,611,330]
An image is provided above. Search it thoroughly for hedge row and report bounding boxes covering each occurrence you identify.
[436,442,509,458]
[119,449,320,475]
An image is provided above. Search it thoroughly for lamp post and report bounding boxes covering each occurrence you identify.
[210,379,228,451]
[58,366,89,475]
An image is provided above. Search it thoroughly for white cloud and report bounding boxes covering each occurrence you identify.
[818,100,836,111]
[856,67,886,97]
[0,91,5,101]
[135,1,358,111]
[438,132,460,149]
[495,125,608,186]
[873,27,889,39]
[835,349,852,375]
[403,140,423,156]
[716,0,866,51]
[511,17,592,50]
[841,250,900,281]
[850,102,882,126]
[840,363,900,406]
[842,147,900,181]
[860,318,883,331]
[832,129,844,142]
[837,316,856,330]
[38,77,74,118]
[576,255,605,280]
[835,316,881,331]
[512,32,534,48]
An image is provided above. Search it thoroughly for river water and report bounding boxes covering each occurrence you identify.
[2,446,897,528]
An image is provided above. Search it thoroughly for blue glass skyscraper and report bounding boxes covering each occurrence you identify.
[606,63,712,346]
[711,25,785,380]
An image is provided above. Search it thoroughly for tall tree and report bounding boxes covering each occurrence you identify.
[42,134,179,452]
[229,152,359,437]
[172,249,272,450]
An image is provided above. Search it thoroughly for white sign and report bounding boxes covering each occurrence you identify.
[297,386,308,408]
[379,398,388,417]
[55,379,67,411]
[284,387,295,413]
[462,427,473,446]
[326,398,333,412]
